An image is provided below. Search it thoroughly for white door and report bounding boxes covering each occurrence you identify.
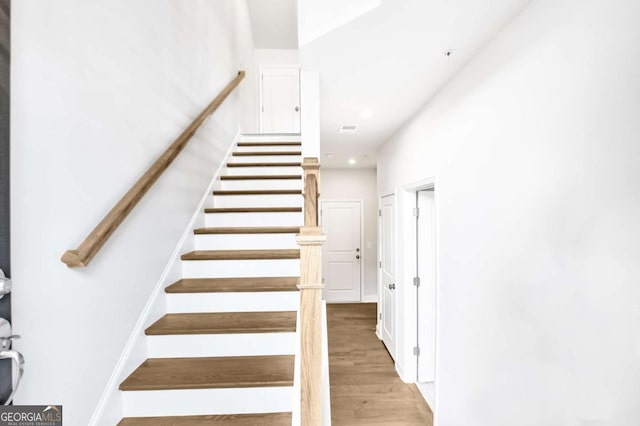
[380,194,396,359]
[321,201,361,302]
[260,67,300,133]
[417,190,436,382]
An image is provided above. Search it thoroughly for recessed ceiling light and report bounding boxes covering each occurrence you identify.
[360,109,374,119]
[443,49,456,57]
[348,158,356,165]
[339,124,358,134]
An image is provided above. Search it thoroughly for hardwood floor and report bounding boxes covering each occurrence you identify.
[327,303,433,425]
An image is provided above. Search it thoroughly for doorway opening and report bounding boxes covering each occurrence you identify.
[415,187,436,411]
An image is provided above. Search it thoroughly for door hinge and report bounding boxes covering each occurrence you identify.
[379,313,382,320]
[413,346,420,356]
[413,276,421,287]
[413,207,420,217]
[379,261,382,268]
[379,209,382,217]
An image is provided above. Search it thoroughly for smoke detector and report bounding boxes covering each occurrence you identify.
[338,124,358,134]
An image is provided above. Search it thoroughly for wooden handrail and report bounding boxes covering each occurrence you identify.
[297,157,325,425]
[61,71,246,268]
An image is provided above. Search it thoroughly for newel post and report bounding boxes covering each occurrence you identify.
[298,157,325,425]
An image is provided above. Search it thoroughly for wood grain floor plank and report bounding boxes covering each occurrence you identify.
[232,151,301,156]
[226,162,301,167]
[181,249,300,261]
[327,303,433,425]
[119,355,294,391]
[194,226,300,234]
[145,311,297,335]
[205,207,302,214]
[165,277,299,293]
[213,189,302,195]
[220,175,302,180]
[118,412,292,425]
[237,141,301,147]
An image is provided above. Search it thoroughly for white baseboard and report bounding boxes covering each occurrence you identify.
[88,130,241,426]
[416,382,435,412]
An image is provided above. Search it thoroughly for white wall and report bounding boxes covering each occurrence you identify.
[377,0,640,425]
[321,168,377,300]
[11,1,254,425]
[297,0,381,47]
[300,70,320,158]
[254,48,300,67]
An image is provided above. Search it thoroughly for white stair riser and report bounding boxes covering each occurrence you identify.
[147,333,296,358]
[195,233,298,250]
[239,134,300,143]
[182,258,299,278]
[122,387,293,417]
[229,155,301,164]
[167,292,300,313]
[216,179,302,191]
[213,194,302,208]
[225,166,302,176]
[236,145,301,153]
[205,212,303,227]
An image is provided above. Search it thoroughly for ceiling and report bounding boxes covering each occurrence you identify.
[247,0,298,49]
[299,0,532,168]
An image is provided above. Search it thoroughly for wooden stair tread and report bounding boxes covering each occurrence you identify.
[194,226,300,234]
[145,311,297,335]
[181,249,300,261]
[238,141,300,146]
[165,277,299,293]
[118,412,292,426]
[220,174,301,180]
[227,162,301,167]
[232,151,301,156]
[119,355,294,391]
[213,189,302,195]
[205,207,302,214]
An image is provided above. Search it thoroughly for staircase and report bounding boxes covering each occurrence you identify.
[117,135,304,425]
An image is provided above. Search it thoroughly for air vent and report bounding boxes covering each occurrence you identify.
[338,124,358,134]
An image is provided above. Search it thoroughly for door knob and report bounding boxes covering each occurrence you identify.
[295,106,300,112]
[356,255,360,260]
[388,283,395,290]
[356,248,360,252]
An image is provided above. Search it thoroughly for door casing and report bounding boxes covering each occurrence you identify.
[417,189,436,383]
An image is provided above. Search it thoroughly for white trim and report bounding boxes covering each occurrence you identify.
[416,382,435,413]
[88,130,241,426]
[361,295,378,303]
[241,132,301,136]
[258,65,301,133]
[400,175,440,425]
[402,176,435,191]
[319,198,365,303]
